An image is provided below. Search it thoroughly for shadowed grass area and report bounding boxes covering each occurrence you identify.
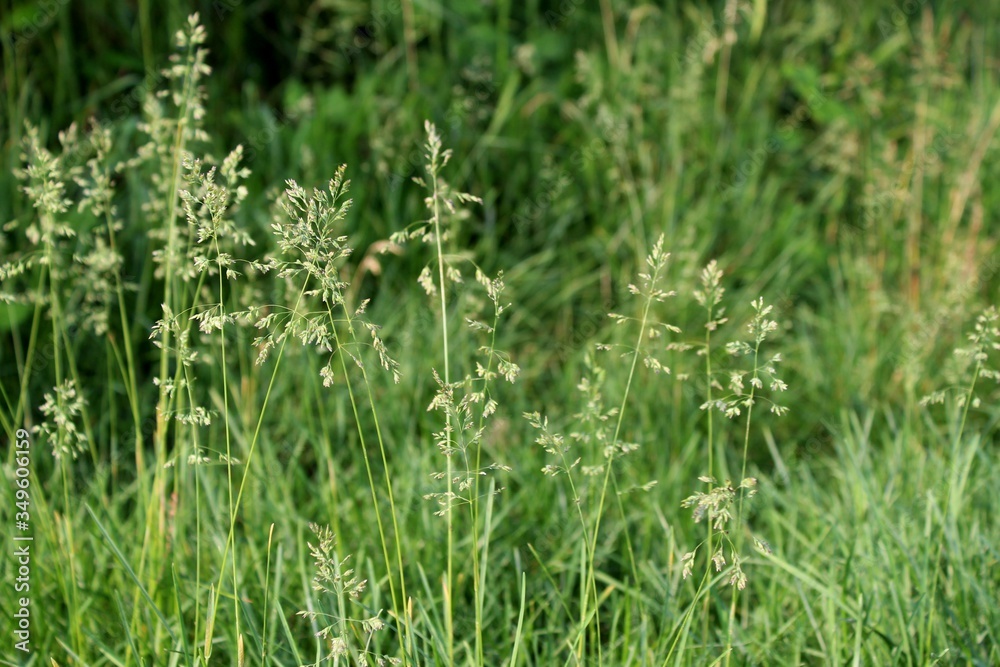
[1,1,999,665]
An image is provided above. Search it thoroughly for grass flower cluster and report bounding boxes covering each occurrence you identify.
[2,7,999,667]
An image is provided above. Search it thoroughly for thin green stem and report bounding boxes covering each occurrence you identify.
[208,282,308,650]
[13,269,45,430]
[587,252,665,663]
[328,304,409,664]
[921,356,981,658]
[356,358,413,663]
[103,199,144,494]
[141,31,199,657]
[467,296,503,667]
[41,220,83,658]
[702,301,716,646]
[724,341,760,667]
[662,562,727,667]
[430,151,455,666]
[213,240,241,649]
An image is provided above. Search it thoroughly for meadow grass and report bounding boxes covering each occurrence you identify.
[2,2,1000,666]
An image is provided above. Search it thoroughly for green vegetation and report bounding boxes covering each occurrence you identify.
[2,1,999,665]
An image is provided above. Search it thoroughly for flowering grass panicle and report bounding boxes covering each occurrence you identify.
[914,308,998,660]
[526,357,640,494]
[391,122,516,666]
[716,298,788,418]
[250,167,400,384]
[425,271,518,466]
[10,124,119,333]
[680,476,769,589]
[681,294,786,574]
[298,524,400,666]
[920,305,1000,409]
[132,13,211,256]
[665,262,788,666]
[389,120,482,252]
[526,235,677,661]
[34,379,88,459]
[4,8,999,667]
[245,164,410,660]
[181,147,254,273]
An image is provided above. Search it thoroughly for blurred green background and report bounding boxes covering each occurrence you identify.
[4,0,998,434]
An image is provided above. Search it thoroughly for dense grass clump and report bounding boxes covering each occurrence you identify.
[2,2,999,665]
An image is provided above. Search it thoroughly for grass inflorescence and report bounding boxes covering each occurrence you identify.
[2,5,999,667]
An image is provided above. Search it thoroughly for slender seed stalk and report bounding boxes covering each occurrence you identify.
[213,237,241,646]
[588,236,671,663]
[33,193,84,657]
[140,19,205,651]
[328,305,410,664]
[429,158,455,666]
[921,308,997,658]
[207,281,308,648]
[356,355,413,662]
[585,285,651,660]
[723,343,758,667]
[467,285,507,667]
[700,271,719,644]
